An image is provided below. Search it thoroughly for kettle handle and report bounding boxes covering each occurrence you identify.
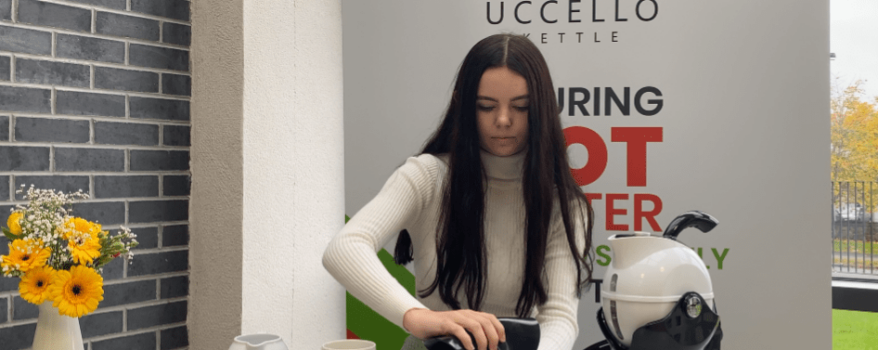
[662,211,719,240]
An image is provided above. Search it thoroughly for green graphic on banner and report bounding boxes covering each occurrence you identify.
[596,244,731,270]
[345,215,416,349]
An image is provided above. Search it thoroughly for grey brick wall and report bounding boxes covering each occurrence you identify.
[0,0,190,349]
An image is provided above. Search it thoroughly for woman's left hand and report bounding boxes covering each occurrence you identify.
[403,308,506,350]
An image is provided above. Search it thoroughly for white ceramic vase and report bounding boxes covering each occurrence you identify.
[31,301,84,350]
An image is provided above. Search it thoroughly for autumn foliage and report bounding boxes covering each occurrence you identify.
[831,79,878,212]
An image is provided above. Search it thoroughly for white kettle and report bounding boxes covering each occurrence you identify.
[229,334,289,350]
[595,210,723,350]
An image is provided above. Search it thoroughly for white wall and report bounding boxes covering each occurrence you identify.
[191,0,346,348]
[240,0,346,345]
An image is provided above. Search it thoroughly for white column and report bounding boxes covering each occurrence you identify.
[191,0,346,348]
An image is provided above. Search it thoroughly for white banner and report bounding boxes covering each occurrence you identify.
[343,1,830,349]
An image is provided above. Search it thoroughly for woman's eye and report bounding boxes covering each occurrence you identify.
[477,105,495,111]
[515,106,529,112]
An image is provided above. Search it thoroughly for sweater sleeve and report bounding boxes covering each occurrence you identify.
[322,155,439,331]
[536,199,588,350]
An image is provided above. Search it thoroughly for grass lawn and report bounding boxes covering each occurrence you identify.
[834,309,878,349]
[834,239,878,254]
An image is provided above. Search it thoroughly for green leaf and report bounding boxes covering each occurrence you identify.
[93,256,113,269]
[2,227,19,241]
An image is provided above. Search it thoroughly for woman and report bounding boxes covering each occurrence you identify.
[323,34,594,350]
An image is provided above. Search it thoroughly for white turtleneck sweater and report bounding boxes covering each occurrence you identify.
[323,150,586,350]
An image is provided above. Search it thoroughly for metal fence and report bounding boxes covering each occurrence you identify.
[832,181,878,276]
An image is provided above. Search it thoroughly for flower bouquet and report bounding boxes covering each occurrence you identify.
[1,186,138,350]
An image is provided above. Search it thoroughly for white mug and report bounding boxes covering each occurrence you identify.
[321,339,377,350]
[229,334,289,350]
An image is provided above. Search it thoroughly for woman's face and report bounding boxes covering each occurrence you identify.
[476,66,529,157]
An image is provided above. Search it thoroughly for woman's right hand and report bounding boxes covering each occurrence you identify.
[402,308,506,350]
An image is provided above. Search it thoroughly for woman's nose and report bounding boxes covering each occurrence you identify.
[497,107,512,126]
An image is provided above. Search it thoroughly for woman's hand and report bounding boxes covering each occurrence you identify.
[403,308,506,350]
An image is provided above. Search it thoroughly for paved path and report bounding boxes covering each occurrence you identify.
[833,251,878,274]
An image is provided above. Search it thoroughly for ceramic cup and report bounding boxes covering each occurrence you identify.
[229,334,288,350]
[321,339,376,350]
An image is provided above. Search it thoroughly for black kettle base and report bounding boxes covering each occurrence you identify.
[586,292,723,350]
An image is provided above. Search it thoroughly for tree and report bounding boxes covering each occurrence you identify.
[831,79,878,213]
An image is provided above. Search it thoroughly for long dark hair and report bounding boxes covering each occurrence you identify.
[394,34,594,318]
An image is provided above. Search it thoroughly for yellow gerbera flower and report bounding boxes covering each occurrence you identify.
[68,233,102,265]
[19,266,56,304]
[49,265,103,318]
[63,217,102,240]
[6,211,23,236]
[1,239,50,275]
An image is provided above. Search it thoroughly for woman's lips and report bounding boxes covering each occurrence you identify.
[493,137,516,145]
